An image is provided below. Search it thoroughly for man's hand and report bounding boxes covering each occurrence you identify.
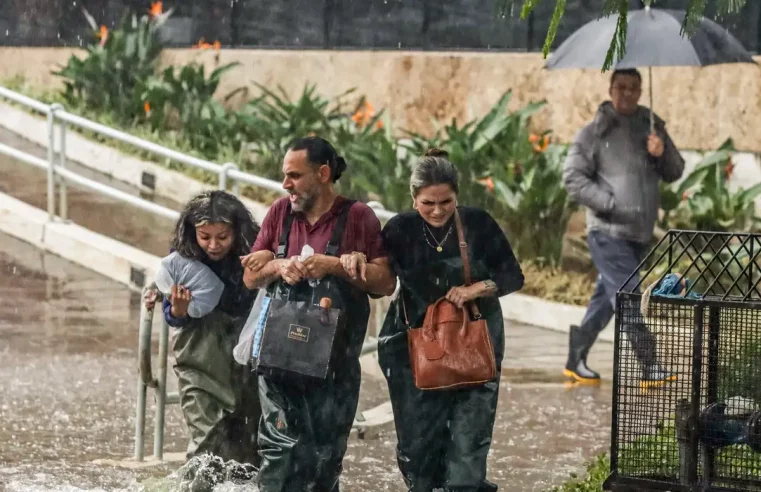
[170,285,192,318]
[303,254,338,281]
[280,258,308,286]
[339,252,367,282]
[647,133,664,158]
[241,250,275,272]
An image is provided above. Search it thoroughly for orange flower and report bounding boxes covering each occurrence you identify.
[477,177,495,193]
[149,1,163,17]
[375,120,384,130]
[144,101,151,116]
[530,133,549,153]
[96,25,108,46]
[682,191,692,203]
[193,38,212,50]
[351,101,375,128]
[213,40,221,51]
[724,159,735,179]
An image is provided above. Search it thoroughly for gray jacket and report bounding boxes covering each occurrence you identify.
[563,102,685,245]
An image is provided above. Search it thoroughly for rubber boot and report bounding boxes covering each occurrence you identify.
[563,325,601,384]
[626,322,677,389]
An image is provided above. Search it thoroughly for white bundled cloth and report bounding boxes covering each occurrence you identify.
[154,252,225,319]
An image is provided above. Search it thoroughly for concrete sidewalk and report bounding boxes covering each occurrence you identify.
[504,321,614,382]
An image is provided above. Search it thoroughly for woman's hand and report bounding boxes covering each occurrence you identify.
[170,285,192,318]
[445,285,481,308]
[339,252,367,282]
[241,250,275,271]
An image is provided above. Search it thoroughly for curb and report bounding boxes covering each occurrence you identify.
[0,191,159,291]
[500,293,614,343]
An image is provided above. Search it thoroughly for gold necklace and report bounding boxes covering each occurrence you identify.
[423,222,453,252]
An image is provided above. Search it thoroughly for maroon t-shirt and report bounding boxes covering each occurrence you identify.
[251,196,386,261]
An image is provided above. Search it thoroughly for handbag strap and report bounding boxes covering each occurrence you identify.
[453,208,471,286]
[453,208,482,319]
[399,289,410,328]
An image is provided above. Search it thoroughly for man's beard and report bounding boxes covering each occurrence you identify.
[291,188,318,213]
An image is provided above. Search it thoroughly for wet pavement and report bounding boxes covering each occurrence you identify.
[0,129,615,491]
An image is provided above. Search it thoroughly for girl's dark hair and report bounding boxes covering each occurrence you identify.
[171,190,260,260]
[289,136,347,182]
[410,148,459,197]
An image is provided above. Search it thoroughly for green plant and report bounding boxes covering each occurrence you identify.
[241,84,353,179]
[719,334,761,404]
[54,5,171,122]
[143,62,242,158]
[618,416,761,481]
[660,139,761,233]
[491,141,575,267]
[549,454,609,492]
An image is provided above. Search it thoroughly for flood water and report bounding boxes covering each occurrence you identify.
[0,228,612,492]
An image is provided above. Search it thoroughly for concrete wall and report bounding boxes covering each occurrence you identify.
[1,47,760,152]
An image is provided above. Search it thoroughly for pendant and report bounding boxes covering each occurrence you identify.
[436,246,443,252]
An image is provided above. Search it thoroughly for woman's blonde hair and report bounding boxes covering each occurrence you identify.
[410,148,459,197]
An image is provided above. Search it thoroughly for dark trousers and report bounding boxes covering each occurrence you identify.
[386,362,500,491]
[256,357,361,492]
[579,230,659,368]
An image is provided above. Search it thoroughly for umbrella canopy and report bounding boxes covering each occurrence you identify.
[546,8,756,70]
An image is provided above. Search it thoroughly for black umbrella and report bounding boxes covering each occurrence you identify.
[545,6,757,131]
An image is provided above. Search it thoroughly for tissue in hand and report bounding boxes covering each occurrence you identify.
[299,244,314,261]
[299,244,318,286]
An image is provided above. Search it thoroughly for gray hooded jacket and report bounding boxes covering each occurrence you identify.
[563,102,685,245]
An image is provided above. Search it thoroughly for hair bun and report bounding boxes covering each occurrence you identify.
[333,156,347,181]
[424,148,449,158]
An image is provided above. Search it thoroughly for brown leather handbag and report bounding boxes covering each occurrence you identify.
[403,209,497,390]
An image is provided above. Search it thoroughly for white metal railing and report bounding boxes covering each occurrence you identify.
[0,85,397,222]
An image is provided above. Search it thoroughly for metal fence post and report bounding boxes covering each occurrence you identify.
[45,107,57,221]
[219,162,239,194]
[57,108,68,222]
[153,319,169,460]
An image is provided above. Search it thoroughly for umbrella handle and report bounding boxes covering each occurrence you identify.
[649,66,654,134]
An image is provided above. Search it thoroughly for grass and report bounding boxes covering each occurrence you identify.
[549,454,609,491]
[521,261,596,307]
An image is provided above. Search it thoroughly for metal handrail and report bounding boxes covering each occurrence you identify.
[0,84,399,221]
[0,141,180,221]
[135,283,170,461]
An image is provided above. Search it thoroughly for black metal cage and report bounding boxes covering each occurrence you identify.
[605,230,761,492]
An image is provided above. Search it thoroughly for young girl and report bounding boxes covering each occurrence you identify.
[146,190,261,468]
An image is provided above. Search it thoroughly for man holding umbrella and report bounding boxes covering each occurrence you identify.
[562,67,684,385]
[548,3,755,386]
